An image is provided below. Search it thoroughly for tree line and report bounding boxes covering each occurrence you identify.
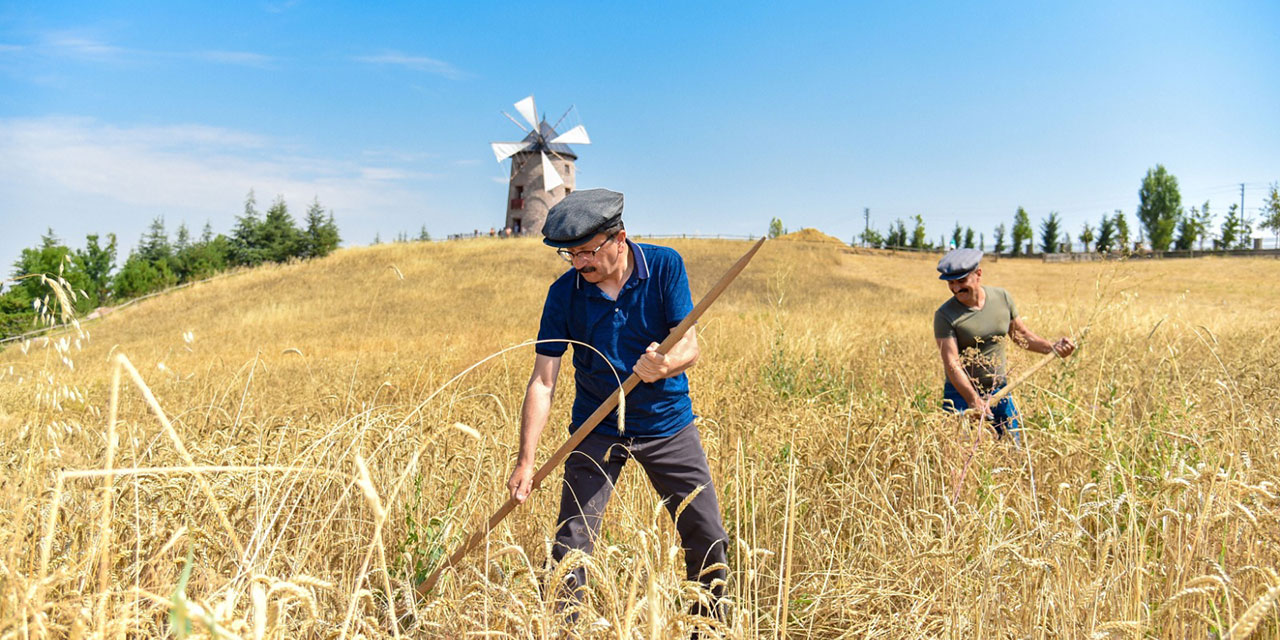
[854,168,1280,255]
[1,191,341,339]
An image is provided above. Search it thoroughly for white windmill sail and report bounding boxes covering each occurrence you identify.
[490,141,533,162]
[549,125,591,145]
[540,151,564,191]
[514,96,538,129]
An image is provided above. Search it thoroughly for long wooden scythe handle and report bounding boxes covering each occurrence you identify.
[416,237,767,596]
[948,346,1068,504]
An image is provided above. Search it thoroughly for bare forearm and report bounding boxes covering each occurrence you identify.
[663,331,699,376]
[944,362,982,406]
[1017,330,1054,354]
[1009,317,1055,354]
[517,384,553,465]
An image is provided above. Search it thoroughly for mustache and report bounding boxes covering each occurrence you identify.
[577,266,597,274]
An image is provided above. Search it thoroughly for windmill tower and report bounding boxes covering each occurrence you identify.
[490,95,591,236]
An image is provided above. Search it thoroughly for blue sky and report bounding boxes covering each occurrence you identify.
[2,1,1278,269]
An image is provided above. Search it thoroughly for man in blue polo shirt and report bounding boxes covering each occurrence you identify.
[506,188,728,622]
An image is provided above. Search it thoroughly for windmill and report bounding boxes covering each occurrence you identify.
[490,95,591,236]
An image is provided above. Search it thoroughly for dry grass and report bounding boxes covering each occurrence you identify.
[2,237,1279,638]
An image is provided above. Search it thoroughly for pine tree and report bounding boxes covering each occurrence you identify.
[887,219,908,247]
[302,198,341,258]
[1174,205,1201,250]
[260,196,303,262]
[1096,214,1115,253]
[1039,212,1062,254]
[175,223,190,252]
[137,216,173,267]
[231,190,265,266]
[74,233,117,307]
[172,223,193,280]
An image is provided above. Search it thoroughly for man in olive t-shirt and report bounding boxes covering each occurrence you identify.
[933,248,1075,440]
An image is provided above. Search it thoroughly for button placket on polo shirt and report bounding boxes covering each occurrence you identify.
[611,269,639,327]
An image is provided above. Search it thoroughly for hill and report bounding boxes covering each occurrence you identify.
[3,237,1279,637]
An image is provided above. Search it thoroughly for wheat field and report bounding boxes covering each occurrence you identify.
[2,234,1279,639]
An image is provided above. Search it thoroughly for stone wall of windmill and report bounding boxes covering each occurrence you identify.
[505,152,576,236]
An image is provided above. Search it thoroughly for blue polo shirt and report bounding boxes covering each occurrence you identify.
[535,240,696,438]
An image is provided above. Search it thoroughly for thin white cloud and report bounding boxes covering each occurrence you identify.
[42,32,126,60]
[354,52,464,79]
[0,117,433,204]
[0,117,448,264]
[28,31,274,68]
[0,44,23,53]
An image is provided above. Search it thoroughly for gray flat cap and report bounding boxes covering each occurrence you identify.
[542,189,624,248]
[937,248,983,280]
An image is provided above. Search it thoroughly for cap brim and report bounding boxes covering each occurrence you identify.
[542,234,594,249]
[938,270,973,281]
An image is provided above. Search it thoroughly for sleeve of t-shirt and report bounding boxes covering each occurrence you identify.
[535,282,569,357]
[1003,288,1019,319]
[933,308,955,340]
[663,251,695,328]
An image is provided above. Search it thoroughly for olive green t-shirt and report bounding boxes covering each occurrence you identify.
[933,285,1019,390]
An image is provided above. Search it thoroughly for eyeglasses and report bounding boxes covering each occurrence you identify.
[556,234,617,263]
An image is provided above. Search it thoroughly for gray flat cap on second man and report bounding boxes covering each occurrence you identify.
[937,248,984,280]
[542,189,624,248]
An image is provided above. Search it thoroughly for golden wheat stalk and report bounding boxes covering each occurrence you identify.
[114,353,247,556]
[93,358,122,633]
[1225,581,1280,639]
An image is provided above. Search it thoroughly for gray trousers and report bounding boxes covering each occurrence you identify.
[551,422,729,612]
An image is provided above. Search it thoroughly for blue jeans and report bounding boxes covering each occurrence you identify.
[942,380,1021,442]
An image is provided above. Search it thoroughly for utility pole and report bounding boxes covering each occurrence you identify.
[863,207,870,247]
[1242,183,1249,249]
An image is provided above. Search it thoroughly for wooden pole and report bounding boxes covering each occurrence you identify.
[416,237,767,596]
[949,348,1062,504]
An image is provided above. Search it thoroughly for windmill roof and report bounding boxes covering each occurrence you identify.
[518,121,578,159]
